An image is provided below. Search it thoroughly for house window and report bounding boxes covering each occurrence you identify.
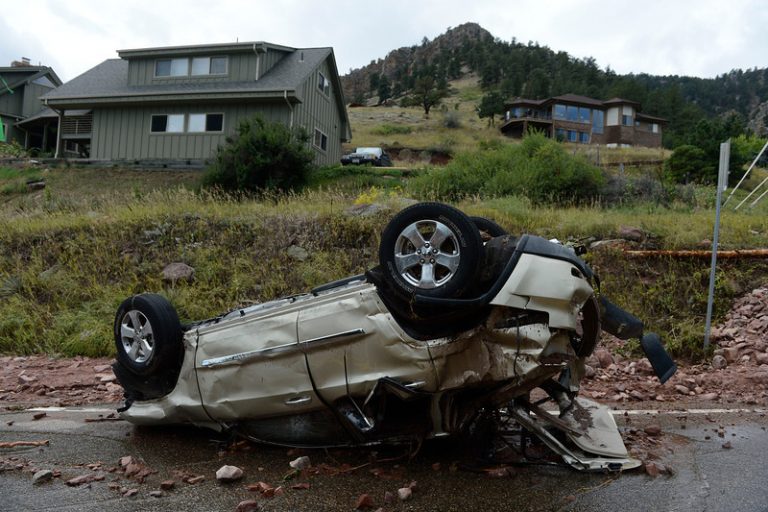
[622,114,633,126]
[188,113,224,132]
[567,130,578,142]
[579,132,590,144]
[578,107,591,123]
[566,106,579,122]
[313,128,328,151]
[651,123,659,133]
[555,128,566,141]
[191,56,228,75]
[592,110,604,134]
[553,104,566,120]
[318,72,331,96]
[150,114,184,133]
[155,58,189,77]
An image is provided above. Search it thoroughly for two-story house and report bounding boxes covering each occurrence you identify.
[40,42,351,165]
[500,94,665,148]
[0,60,62,150]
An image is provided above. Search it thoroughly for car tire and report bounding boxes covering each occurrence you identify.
[573,294,601,357]
[379,202,483,298]
[114,294,183,377]
[469,216,507,240]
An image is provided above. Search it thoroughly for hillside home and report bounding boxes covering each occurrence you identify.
[500,94,665,148]
[40,42,351,164]
[0,60,62,150]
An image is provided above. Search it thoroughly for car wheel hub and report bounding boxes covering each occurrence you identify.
[120,310,155,364]
[394,220,460,289]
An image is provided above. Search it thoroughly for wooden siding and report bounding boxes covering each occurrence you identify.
[126,49,290,86]
[22,83,52,117]
[0,90,23,117]
[293,58,345,166]
[91,102,290,160]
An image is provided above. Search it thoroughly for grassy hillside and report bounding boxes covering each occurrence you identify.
[1,164,767,359]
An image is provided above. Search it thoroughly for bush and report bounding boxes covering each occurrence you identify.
[665,145,713,184]
[371,124,412,136]
[408,133,604,204]
[202,116,315,193]
[442,111,461,129]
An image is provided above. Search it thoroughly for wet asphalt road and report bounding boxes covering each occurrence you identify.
[1,405,767,512]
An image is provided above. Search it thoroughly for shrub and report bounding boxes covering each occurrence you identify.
[442,111,461,129]
[371,124,412,136]
[202,116,315,193]
[408,135,604,204]
[665,145,713,184]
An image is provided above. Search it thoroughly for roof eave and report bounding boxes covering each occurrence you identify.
[44,90,299,109]
[117,42,296,59]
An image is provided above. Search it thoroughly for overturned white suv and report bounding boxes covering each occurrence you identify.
[113,202,676,472]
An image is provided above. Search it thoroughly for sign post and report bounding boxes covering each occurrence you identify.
[703,140,730,349]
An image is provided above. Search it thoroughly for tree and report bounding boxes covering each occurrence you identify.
[478,91,505,126]
[377,75,391,104]
[202,116,314,193]
[410,75,448,117]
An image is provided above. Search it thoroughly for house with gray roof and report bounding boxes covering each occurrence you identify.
[0,61,62,150]
[40,42,351,164]
[501,94,666,148]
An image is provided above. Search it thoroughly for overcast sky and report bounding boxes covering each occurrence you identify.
[2,0,766,82]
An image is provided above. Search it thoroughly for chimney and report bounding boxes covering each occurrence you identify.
[11,57,32,67]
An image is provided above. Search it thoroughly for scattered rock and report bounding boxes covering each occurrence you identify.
[236,500,261,512]
[32,412,46,421]
[291,482,310,490]
[397,487,413,501]
[594,348,614,369]
[722,347,741,363]
[286,245,310,262]
[644,424,662,437]
[216,465,244,482]
[289,455,311,470]
[619,226,645,242]
[32,470,53,484]
[700,392,719,401]
[123,488,138,498]
[383,491,394,504]
[645,462,661,477]
[18,374,37,385]
[93,364,112,373]
[186,475,205,485]
[149,490,163,498]
[161,262,195,283]
[344,203,389,217]
[722,441,733,449]
[355,493,375,509]
[119,455,136,467]
[160,480,175,490]
[711,355,727,369]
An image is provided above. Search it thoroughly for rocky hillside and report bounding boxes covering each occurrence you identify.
[341,23,768,138]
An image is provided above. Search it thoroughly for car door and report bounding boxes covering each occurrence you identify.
[194,307,319,421]
[299,284,437,405]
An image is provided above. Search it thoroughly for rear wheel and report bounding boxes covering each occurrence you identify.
[469,216,507,241]
[379,203,483,299]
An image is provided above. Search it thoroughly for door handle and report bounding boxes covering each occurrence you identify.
[284,395,311,406]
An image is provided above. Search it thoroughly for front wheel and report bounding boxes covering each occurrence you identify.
[379,202,483,299]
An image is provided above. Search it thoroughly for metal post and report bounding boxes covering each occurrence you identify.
[704,140,730,349]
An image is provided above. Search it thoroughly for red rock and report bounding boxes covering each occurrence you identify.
[594,349,614,369]
[32,412,46,420]
[186,475,205,484]
[355,493,375,509]
[160,480,175,490]
[291,482,310,490]
[723,347,741,363]
[119,456,136,467]
[644,424,662,436]
[235,501,261,512]
[644,462,660,477]
[66,474,95,486]
[700,392,719,401]
[123,488,138,497]
[384,491,394,504]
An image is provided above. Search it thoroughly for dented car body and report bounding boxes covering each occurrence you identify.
[113,203,676,472]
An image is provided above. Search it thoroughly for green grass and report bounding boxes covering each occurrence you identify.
[1,164,767,360]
